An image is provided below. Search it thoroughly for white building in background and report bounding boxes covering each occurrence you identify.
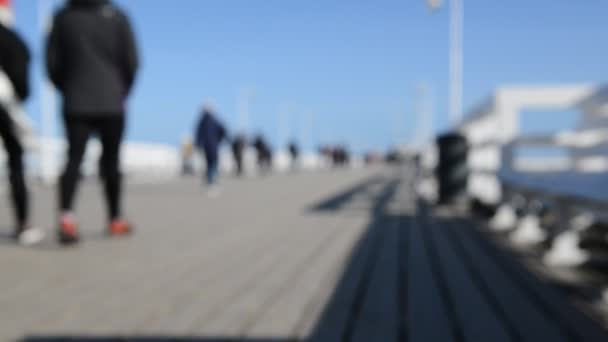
[0,137,330,184]
[0,137,183,183]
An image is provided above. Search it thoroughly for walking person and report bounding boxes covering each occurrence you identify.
[0,0,44,245]
[253,135,272,174]
[46,0,139,245]
[288,140,299,170]
[231,134,246,177]
[181,136,195,176]
[195,105,226,193]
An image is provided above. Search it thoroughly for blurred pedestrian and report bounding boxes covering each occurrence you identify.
[231,134,246,176]
[47,0,139,245]
[181,136,195,176]
[288,140,299,169]
[195,105,226,191]
[253,135,272,173]
[0,0,44,245]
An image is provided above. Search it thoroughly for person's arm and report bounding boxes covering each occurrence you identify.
[194,118,205,148]
[120,14,139,95]
[219,124,227,143]
[45,15,63,91]
[7,32,31,102]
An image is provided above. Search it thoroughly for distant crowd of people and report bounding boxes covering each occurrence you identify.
[319,145,351,167]
[187,105,299,192]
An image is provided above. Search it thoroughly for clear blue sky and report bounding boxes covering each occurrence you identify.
[11,0,608,152]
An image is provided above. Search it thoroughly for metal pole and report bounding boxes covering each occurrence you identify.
[449,0,463,125]
[238,88,256,135]
[276,104,290,149]
[237,89,247,133]
[415,82,433,148]
[38,0,56,184]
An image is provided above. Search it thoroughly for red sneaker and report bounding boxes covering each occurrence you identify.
[58,217,80,245]
[108,219,133,237]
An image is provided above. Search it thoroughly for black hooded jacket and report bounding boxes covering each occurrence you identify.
[46,0,139,115]
[0,23,30,102]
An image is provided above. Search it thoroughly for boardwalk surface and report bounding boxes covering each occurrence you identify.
[0,166,607,341]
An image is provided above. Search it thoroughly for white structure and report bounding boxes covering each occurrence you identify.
[459,84,598,204]
[461,84,608,256]
[0,138,182,183]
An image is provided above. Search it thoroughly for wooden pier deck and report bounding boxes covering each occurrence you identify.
[1,166,606,341]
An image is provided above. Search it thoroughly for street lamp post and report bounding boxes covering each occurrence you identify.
[428,0,463,125]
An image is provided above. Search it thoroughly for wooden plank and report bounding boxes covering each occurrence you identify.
[406,217,458,342]
[306,215,383,342]
[107,184,349,334]
[350,216,400,342]
[245,215,365,338]
[183,215,342,337]
[288,215,370,339]
[9,214,254,333]
[426,218,513,342]
[445,219,569,342]
[467,224,608,342]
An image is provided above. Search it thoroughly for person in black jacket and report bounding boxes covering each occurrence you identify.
[195,106,226,189]
[0,9,44,246]
[253,135,272,174]
[46,0,139,245]
[288,140,299,170]
[231,134,246,177]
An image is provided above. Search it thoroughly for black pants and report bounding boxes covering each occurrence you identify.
[233,152,243,175]
[60,114,125,220]
[0,106,28,228]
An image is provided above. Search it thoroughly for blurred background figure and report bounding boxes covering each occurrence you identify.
[324,145,349,168]
[231,133,246,177]
[0,0,44,246]
[181,136,195,176]
[47,0,139,245]
[319,145,333,167]
[364,150,382,166]
[195,104,227,192]
[253,134,272,174]
[288,140,299,170]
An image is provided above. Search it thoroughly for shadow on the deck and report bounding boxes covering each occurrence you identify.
[21,338,284,342]
[308,175,386,212]
[17,172,608,342]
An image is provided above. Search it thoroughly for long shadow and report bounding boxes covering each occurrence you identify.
[307,177,405,341]
[21,338,281,342]
[308,175,386,212]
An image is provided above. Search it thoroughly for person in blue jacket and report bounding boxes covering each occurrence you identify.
[195,105,227,188]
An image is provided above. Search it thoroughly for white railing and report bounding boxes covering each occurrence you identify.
[459,85,600,204]
[460,85,608,269]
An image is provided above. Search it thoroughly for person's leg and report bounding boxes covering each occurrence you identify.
[59,116,91,215]
[205,153,219,185]
[210,156,219,184]
[0,107,28,232]
[97,115,125,221]
[236,154,243,176]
